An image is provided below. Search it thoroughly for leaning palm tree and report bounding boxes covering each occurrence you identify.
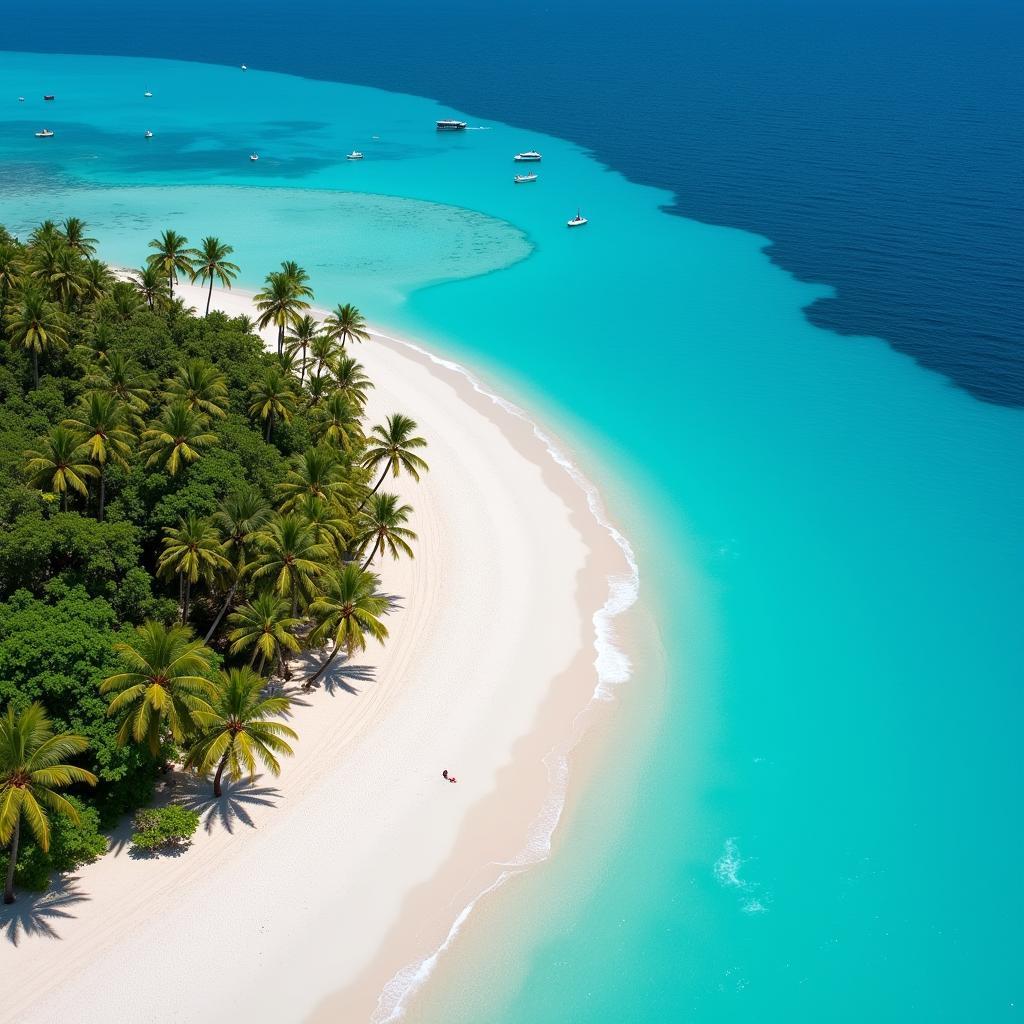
[62,391,134,519]
[100,621,216,755]
[323,302,371,349]
[60,217,98,257]
[165,358,230,418]
[184,668,297,796]
[24,426,98,511]
[227,592,302,675]
[157,513,231,624]
[254,270,311,356]
[277,446,347,511]
[362,413,429,500]
[330,353,374,409]
[250,512,333,617]
[142,400,218,475]
[5,285,68,386]
[354,492,417,570]
[306,564,389,686]
[189,236,240,316]
[248,365,297,441]
[203,485,274,642]
[1,704,97,904]
[308,332,340,379]
[147,229,193,300]
[284,313,320,385]
[131,263,170,311]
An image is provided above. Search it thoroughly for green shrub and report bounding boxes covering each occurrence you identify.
[130,805,200,852]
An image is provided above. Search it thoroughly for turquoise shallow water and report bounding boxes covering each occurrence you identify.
[2,52,1022,1021]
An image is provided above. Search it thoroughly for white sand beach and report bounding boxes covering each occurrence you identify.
[0,281,636,1023]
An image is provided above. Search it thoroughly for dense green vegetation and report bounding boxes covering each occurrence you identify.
[0,220,429,902]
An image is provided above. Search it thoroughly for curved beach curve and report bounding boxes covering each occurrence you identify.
[0,281,639,1024]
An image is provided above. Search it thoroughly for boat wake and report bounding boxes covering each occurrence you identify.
[370,330,640,1022]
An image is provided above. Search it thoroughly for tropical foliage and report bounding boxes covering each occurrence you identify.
[0,220,428,896]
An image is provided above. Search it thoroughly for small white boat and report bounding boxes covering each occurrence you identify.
[18,97,24,102]
[144,130,153,138]
[241,64,248,71]
[144,90,153,98]
[35,129,54,138]
[514,172,538,183]
[436,119,467,131]
[514,150,542,162]
[249,152,259,161]
[567,209,588,228]
[346,151,364,160]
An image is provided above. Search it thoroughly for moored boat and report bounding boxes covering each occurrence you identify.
[144,90,153,97]
[514,172,538,183]
[144,130,153,138]
[436,119,467,130]
[249,152,259,161]
[346,151,364,160]
[567,209,588,227]
[43,94,55,101]
[35,128,54,138]
[514,150,542,162]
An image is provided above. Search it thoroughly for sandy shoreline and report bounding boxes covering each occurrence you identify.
[0,280,637,1023]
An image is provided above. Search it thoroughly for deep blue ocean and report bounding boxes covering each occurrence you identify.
[5,0,1024,405]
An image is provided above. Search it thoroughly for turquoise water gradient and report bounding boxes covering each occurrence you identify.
[2,53,1022,1020]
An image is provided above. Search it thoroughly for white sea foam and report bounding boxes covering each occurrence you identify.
[369,330,641,1022]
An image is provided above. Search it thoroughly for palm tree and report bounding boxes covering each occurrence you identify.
[293,493,350,555]
[1,704,97,904]
[0,241,24,312]
[250,512,333,617]
[362,413,429,500]
[100,621,216,755]
[284,313,320,385]
[142,400,218,475]
[323,302,371,349]
[313,392,362,451]
[330,354,374,408]
[354,492,417,570]
[190,236,240,316]
[204,486,273,642]
[81,258,113,307]
[88,351,155,427]
[24,426,98,511]
[249,366,297,441]
[308,332,340,379]
[60,217,98,257]
[5,285,68,386]
[62,391,134,519]
[158,514,231,624]
[306,564,389,686]
[227,593,302,675]
[184,668,297,796]
[28,220,62,248]
[131,264,170,311]
[147,229,193,300]
[277,446,347,511]
[254,270,311,356]
[165,358,230,418]
[106,280,144,320]
[305,372,332,409]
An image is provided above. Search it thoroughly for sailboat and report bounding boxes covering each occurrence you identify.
[567,209,588,227]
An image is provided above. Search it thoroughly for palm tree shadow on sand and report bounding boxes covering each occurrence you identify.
[0,876,90,944]
[176,775,282,836]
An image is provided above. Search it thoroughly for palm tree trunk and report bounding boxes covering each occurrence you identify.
[265,410,274,442]
[4,819,20,904]
[360,535,382,571]
[31,350,38,388]
[300,345,307,385]
[204,578,239,643]
[277,323,284,357]
[213,751,229,797]
[358,465,391,512]
[168,270,174,300]
[307,640,342,687]
[205,275,214,317]
[248,644,260,668]
[98,466,106,522]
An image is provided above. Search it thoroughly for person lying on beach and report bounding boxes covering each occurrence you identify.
[442,769,458,783]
